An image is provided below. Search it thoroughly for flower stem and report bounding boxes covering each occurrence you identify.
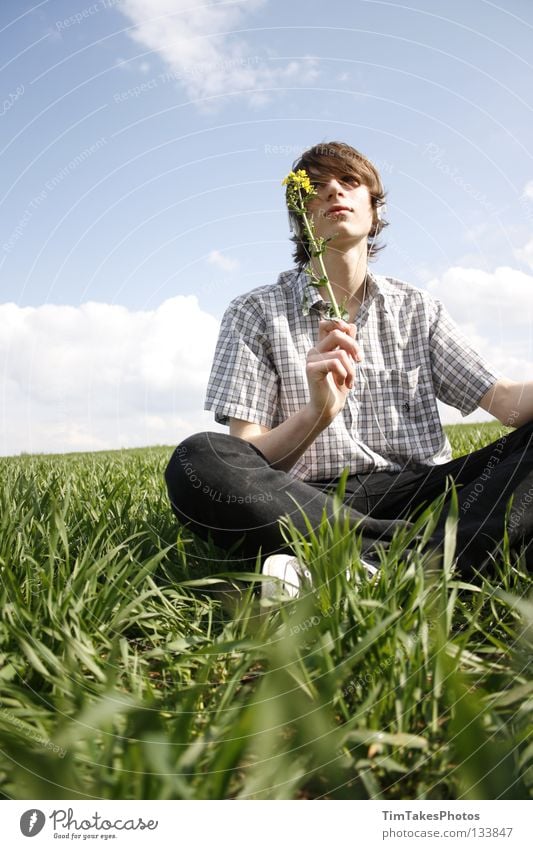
[300,205,342,319]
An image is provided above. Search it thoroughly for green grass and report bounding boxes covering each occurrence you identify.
[0,423,531,800]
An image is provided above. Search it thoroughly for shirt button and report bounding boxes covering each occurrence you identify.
[402,401,410,412]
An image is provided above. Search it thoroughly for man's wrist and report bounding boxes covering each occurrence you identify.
[302,402,335,434]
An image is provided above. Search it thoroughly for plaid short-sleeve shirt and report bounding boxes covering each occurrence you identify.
[205,268,499,481]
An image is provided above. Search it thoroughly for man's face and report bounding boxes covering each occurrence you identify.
[305,172,375,249]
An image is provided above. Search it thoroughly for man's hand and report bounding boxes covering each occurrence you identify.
[306,319,362,424]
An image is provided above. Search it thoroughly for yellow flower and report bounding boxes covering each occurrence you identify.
[282,169,317,217]
[282,169,314,196]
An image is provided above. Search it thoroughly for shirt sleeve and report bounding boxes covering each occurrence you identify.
[428,298,500,415]
[204,295,280,427]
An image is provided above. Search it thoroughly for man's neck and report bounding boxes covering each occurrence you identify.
[311,240,369,320]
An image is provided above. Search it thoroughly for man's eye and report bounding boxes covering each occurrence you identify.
[310,175,359,190]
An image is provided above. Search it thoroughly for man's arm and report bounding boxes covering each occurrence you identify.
[230,319,361,471]
[479,378,533,427]
[230,405,330,472]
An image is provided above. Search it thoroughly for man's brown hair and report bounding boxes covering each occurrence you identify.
[286,141,388,268]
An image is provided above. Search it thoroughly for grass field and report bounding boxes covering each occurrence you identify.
[0,422,531,800]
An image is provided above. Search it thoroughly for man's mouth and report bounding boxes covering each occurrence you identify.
[326,205,353,217]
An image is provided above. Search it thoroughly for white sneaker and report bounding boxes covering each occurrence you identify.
[261,554,311,600]
[261,553,380,600]
[361,556,380,577]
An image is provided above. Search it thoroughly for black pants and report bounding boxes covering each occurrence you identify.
[164,423,533,576]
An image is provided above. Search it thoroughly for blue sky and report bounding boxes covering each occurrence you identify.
[1,0,533,455]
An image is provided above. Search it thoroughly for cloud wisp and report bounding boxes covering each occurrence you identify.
[119,0,318,107]
[207,249,239,271]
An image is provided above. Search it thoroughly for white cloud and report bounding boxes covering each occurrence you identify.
[119,0,318,107]
[426,265,533,326]
[425,265,533,423]
[0,296,222,457]
[3,265,531,456]
[515,237,533,271]
[207,249,239,271]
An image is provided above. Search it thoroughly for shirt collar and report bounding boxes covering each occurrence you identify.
[294,267,390,316]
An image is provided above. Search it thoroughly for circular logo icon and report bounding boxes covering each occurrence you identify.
[20,809,46,837]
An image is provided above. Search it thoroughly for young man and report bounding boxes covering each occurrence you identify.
[165,142,533,592]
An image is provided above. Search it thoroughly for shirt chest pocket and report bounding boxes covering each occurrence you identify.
[347,365,422,452]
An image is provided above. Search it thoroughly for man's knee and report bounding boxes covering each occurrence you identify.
[165,432,219,495]
[164,431,255,507]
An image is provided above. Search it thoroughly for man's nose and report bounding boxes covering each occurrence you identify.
[323,178,345,197]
